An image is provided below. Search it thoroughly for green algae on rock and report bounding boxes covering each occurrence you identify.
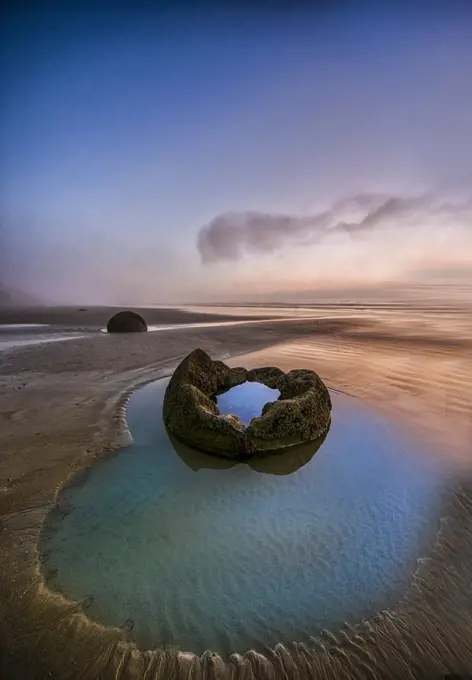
[162,348,331,459]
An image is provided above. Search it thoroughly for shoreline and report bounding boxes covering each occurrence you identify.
[1,312,471,679]
[0,305,281,328]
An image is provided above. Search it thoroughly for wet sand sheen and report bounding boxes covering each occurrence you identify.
[231,337,472,469]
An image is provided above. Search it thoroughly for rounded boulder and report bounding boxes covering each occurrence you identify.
[106,310,147,333]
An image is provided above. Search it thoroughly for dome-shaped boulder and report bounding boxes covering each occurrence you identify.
[106,310,147,333]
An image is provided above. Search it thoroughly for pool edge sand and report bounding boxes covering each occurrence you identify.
[1,315,472,679]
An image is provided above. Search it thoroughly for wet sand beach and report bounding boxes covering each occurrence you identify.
[0,304,471,679]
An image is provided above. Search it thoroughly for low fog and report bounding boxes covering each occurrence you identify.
[4,190,472,306]
[1,3,472,305]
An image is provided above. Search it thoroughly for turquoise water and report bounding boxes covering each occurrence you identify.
[216,381,280,425]
[42,378,449,656]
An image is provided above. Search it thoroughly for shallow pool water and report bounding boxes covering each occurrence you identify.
[42,378,450,656]
[217,381,280,425]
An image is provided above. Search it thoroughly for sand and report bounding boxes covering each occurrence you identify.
[0,305,471,679]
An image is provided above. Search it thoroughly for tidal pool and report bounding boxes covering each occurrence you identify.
[216,380,280,425]
[41,378,450,656]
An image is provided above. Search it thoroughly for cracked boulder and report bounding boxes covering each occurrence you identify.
[163,348,331,459]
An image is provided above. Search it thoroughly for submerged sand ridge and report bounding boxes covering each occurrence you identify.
[1,306,472,679]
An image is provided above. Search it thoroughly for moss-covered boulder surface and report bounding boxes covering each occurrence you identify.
[106,310,147,333]
[163,348,331,459]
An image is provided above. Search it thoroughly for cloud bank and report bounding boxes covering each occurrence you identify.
[197,192,472,264]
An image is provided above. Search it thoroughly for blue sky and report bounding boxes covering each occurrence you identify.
[1,2,472,303]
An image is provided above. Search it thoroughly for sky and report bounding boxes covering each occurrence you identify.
[1,0,472,304]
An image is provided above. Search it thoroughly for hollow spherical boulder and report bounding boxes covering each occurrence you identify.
[106,310,147,333]
[163,348,331,460]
